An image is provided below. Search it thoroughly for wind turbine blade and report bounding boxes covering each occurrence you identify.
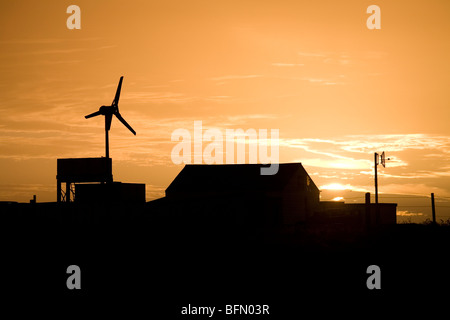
[112,76,123,107]
[115,112,136,135]
[105,113,113,131]
[85,111,102,119]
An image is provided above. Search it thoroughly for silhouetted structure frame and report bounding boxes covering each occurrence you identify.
[56,157,112,202]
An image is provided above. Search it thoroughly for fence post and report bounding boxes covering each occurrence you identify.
[431,193,436,225]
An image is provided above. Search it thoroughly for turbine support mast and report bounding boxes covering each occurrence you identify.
[105,128,110,159]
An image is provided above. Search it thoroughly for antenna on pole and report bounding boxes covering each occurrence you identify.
[374,151,390,225]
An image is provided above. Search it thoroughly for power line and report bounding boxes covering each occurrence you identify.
[323,195,450,201]
[397,205,450,208]
[381,195,420,198]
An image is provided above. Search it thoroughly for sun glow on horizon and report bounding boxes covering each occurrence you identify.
[332,197,344,201]
[320,183,352,191]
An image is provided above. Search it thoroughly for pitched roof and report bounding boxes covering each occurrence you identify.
[166,163,317,195]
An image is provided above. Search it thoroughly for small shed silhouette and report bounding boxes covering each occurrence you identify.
[158,163,320,228]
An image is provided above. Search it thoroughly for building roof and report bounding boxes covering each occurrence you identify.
[165,163,318,196]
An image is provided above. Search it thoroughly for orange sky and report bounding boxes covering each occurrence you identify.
[1,0,449,222]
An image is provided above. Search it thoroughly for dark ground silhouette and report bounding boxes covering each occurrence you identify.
[1,201,450,317]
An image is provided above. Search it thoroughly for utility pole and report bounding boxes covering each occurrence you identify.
[374,153,379,205]
[431,193,436,224]
[374,152,379,225]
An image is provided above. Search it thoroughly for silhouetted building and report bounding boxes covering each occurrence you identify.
[57,157,112,202]
[150,163,320,229]
[56,157,145,204]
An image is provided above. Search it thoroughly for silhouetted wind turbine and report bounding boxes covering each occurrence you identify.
[85,76,136,158]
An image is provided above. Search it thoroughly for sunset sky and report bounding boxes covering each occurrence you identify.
[1,0,449,222]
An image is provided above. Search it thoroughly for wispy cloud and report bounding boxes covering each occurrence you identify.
[298,52,326,57]
[301,78,344,85]
[397,210,424,217]
[209,75,263,81]
[0,183,55,202]
[296,50,372,71]
[279,134,450,198]
[323,57,351,66]
[340,134,450,153]
[380,184,450,197]
[379,171,450,179]
[0,38,102,45]
[282,134,450,166]
[123,92,191,104]
[17,45,117,56]
[271,63,305,67]
[268,75,345,86]
[299,158,370,170]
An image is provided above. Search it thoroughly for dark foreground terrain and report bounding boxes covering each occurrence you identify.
[1,202,449,317]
